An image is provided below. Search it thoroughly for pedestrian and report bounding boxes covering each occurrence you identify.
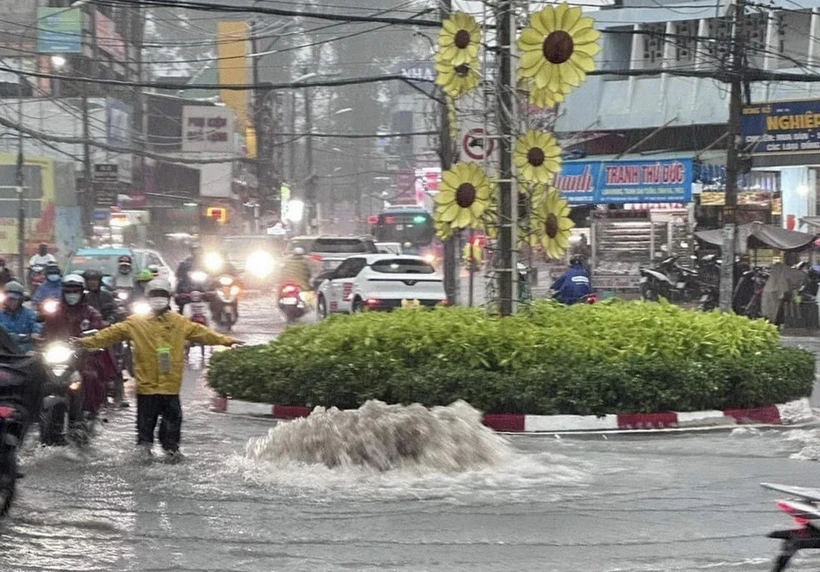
[75,278,243,463]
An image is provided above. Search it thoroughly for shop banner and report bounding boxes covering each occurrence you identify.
[555,158,693,205]
[741,99,820,155]
[37,8,82,54]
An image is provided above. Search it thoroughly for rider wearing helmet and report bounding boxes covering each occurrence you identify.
[175,244,206,314]
[0,280,41,352]
[33,262,63,308]
[77,278,242,462]
[114,255,135,289]
[84,269,117,324]
[281,246,312,290]
[551,255,592,305]
[29,243,56,268]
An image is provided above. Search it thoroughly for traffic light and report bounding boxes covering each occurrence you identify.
[206,207,227,223]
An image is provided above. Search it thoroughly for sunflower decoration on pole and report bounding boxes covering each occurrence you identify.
[517,3,601,109]
[531,188,575,260]
[434,163,495,230]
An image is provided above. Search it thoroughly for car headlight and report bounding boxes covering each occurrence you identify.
[204,252,224,273]
[247,251,275,278]
[132,301,151,316]
[44,343,73,365]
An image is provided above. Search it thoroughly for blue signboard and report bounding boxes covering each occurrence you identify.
[741,99,820,155]
[37,8,83,54]
[555,158,693,205]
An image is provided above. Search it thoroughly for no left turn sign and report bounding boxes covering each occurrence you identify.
[462,128,494,161]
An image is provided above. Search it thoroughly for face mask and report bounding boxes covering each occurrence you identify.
[149,297,169,312]
[39,249,47,256]
[47,274,60,282]
[64,293,81,306]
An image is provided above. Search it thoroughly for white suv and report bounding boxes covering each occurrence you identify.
[315,254,447,317]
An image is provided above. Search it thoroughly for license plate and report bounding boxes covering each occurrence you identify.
[281,297,297,304]
[224,306,234,315]
[191,304,206,313]
[639,276,648,284]
[401,299,420,308]
[700,295,709,302]
[676,282,686,289]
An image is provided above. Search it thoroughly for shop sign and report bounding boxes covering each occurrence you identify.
[95,11,126,62]
[181,106,234,153]
[37,8,82,54]
[741,99,820,155]
[556,158,693,205]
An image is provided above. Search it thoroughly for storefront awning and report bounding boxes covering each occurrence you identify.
[694,222,816,253]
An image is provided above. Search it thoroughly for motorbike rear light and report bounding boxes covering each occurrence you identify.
[777,500,813,526]
[0,406,15,419]
[281,285,300,295]
[366,298,381,306]
[440,299,451,306]
[309,254,324,262]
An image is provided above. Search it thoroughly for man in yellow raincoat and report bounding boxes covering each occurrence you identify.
[77,278,242,463]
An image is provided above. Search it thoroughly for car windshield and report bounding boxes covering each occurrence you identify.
[370,259,436,274]
[66,254,127,276]
[311,238,377,254]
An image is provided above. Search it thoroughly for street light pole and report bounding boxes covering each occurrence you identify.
[303,66,316,235]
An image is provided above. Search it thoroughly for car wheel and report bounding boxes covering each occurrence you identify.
[352,297,365,313]
[317,295,328,319]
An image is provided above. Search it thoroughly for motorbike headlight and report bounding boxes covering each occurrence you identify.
[42,299,59,315]
[229,285,241,297]
[116,290,129,301]
[68,380,81,392]
[204,252,224,273]
[132,301,151,316]
[190,270,208,284]
[219,275,233,287]
[247,251,275,278]
[44,343,73,365]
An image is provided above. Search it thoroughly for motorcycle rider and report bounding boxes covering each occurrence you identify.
[84,269,117,325]
[113,255,136,290]
[551,255,592,305]
[281,247,312,290]
[42,274,114,415]
[209,250,240,321]
[0,281,41,353]
[33,262,63,309]
[0,257,14,286]
[76,279,242,463]
[29,243,56,267]
[175,245,205,314]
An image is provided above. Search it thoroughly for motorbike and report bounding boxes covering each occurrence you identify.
[761,482,820,571]
[639,256,702,302]
[734,266,769,318]
[278,282,312,323]
[36,297,60,321]
[0,352,45,516]
[182,290,209,361]
[212,274,240,332]
[38,337,97,447]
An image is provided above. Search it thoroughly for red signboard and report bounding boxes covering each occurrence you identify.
[95,11,125,62]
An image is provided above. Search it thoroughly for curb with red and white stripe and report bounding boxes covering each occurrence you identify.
[209,396,816,433]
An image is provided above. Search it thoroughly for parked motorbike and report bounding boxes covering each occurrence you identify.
[212,274,240,332]
[761,482,820,571]
[639,256,701,302]
[278,282,311,323]
[0,353,45,516]
[734,266,769,318]
[38,338,97,447]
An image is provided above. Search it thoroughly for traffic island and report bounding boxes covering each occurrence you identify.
[207,301,816,432]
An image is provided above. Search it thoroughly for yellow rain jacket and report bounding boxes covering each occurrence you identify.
[80,310,234,395]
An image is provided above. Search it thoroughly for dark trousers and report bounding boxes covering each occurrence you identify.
[137,394,182,452]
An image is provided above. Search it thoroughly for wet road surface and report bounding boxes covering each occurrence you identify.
[1,300,820,572]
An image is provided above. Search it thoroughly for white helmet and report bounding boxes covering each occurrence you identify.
[62,274,86,289]
[146,278,172,296]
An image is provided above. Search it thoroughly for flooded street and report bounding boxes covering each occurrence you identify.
[1,301,820,572]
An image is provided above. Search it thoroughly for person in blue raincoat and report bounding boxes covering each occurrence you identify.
[551,255,592,305]
[32,262,63,308]
[0,281,42,352]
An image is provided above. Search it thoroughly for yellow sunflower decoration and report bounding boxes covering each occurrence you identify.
[435,53,480,99]
[531,188,575,259]
[514,131,562,185]
[518,3,601,106]
[435,218,454,241]
[434,162,494,229]
[437,12,481,67]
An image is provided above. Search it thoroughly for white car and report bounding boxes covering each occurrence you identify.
[315,254,447,317]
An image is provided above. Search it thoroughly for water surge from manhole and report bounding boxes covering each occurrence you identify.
[245,400,511,472]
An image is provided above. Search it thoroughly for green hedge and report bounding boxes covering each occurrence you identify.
[207,301,815,415]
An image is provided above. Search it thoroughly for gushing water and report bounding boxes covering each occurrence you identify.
[245,400,511,472]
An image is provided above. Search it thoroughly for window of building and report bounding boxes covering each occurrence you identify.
[674,20,697,63]
[641,23,665,67]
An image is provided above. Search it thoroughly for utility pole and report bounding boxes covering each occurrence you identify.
[303,65,316,235]
[497,0,517,316]
[719,0,746,312]
[440,0,459,306]
[15,81,24,282]
[251,26,263,233]
[81,5,98,241]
